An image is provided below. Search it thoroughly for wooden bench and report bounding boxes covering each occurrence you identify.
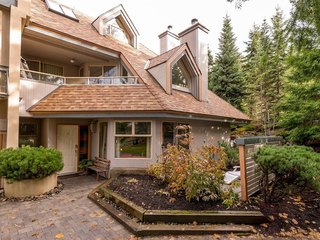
[87,157,111,180]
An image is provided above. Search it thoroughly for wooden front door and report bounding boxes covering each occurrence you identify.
[57,125,79,174]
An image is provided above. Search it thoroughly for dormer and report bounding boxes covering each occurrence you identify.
[92,4,139,48]
[147,44,202,100]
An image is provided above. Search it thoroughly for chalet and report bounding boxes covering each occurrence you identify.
[0,0,249,175]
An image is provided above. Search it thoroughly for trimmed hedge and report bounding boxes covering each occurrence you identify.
[0,146,63,181]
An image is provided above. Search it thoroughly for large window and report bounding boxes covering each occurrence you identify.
[115,121,151,158]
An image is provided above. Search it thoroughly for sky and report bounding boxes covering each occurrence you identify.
[60,0,292,55]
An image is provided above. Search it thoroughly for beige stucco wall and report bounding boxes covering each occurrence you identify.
[188,120,230,150]
[88,118,230,171]
[0,8,10,66]
[41,118,91,148]
[6,1,31,147]
[148,63,167,92]
[4,173,57,198]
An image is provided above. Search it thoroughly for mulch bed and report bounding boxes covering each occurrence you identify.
[108,174,320,238]
[108,174,257,211]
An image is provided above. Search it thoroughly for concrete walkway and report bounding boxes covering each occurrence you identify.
[0,175,245,240]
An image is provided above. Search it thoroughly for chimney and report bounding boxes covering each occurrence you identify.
[179,19,209,101]
[158,25,180,54]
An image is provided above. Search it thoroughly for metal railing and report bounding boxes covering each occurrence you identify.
[20,69,138,85]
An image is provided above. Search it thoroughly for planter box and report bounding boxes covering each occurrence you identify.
[4,173,57,198]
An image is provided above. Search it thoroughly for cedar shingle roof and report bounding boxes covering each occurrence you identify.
[28,0,249,121]
[29,85,162,112]
[147,45,184,69]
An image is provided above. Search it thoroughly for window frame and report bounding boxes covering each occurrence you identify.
[170,53,199,98]
[114,120,152,159]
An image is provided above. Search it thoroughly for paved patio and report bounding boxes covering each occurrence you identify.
[0,175,244,240]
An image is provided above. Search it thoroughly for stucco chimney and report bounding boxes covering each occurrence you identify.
[179,19,209,101]
[158,25,180,54]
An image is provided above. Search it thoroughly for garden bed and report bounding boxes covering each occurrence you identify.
[108,174,256,211]
[102,174,320,238]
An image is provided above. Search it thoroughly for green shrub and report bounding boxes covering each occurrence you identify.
[79,159,93,171]
[218,140,239,169]
[148,144,238,206]
[253,145,320,202]
[0,146,63,181]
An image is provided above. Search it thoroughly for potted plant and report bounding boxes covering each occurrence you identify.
[0,146,63,198]
[79,158,93,174]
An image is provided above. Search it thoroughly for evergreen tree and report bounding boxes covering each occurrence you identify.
[269,8,288,129]
[279,5,320,145]
[209,15,245,110]
[243,12,288,135]
[243,25,261,119]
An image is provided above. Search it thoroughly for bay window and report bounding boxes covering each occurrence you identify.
[115,121,151,158]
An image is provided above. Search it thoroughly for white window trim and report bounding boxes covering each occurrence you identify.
[114,121,152,159]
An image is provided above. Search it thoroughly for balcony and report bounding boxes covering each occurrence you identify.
[20,69,138,85]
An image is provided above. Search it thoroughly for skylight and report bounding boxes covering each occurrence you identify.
[45,0,78,21]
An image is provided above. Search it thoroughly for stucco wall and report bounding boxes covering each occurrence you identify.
[189,120,230,150]
[40,118,231,172]
[41,118,91,148]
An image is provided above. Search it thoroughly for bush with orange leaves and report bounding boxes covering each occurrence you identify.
[148,143,238,205]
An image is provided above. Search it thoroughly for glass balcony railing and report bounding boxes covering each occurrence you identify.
[20,69,138,85]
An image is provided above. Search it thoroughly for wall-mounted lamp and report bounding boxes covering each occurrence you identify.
[70,58,75,64]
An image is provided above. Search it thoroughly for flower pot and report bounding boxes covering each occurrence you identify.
[4,173,57,198]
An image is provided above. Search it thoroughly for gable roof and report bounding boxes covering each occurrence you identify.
[147,45,184,69]
[28,0,249,122]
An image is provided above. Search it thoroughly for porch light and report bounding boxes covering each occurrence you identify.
[70,58,75,64]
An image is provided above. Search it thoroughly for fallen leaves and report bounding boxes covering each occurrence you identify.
[55,233,64,239]
[260,223,268,228]
[278,212,288,219]
[127,178,138,183]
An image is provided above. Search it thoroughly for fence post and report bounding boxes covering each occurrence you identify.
[239,145,248,201]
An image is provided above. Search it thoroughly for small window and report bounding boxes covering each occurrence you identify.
[0,66,8,94]
[115,121,151,158]
[45,0,78,21]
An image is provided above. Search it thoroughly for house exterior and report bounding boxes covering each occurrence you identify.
[0,0,249,175]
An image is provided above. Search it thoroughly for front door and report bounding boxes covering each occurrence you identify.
[57,125,79,174]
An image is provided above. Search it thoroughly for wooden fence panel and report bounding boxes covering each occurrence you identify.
[236,136,282,201]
